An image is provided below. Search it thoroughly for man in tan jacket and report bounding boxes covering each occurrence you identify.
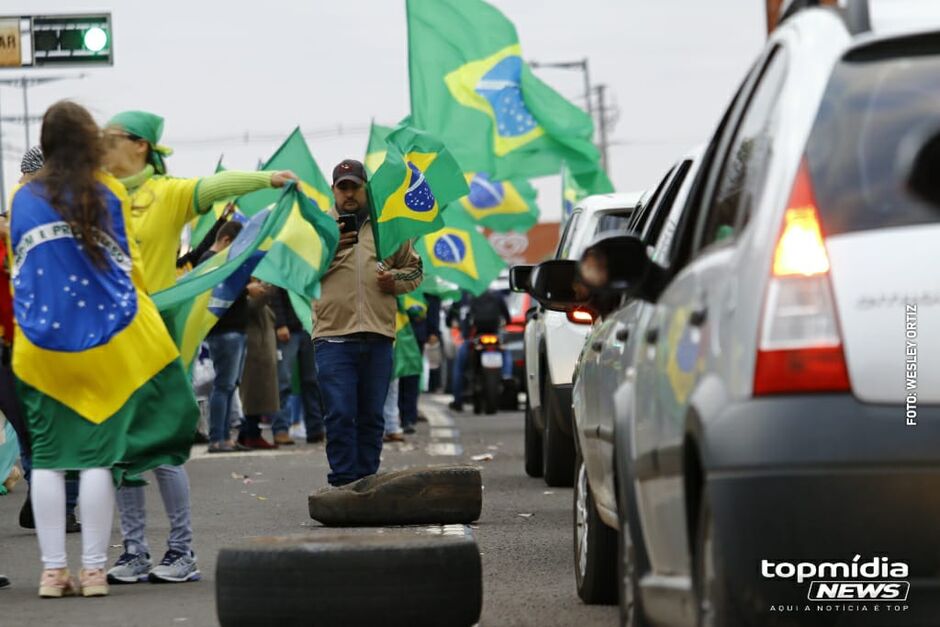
[314,159,423,486]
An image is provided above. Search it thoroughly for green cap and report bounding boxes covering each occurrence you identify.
[107,110,173,174]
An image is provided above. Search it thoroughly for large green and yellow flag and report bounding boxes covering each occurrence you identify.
[238,127,334,217]
[415,273,463,302]
[153,184,339,365]
[365,121,395,176]
[415,218,506,296]
[407,0,613,192]
[447,172,538,232]
[393,297,424,379]
[368,124,469,259]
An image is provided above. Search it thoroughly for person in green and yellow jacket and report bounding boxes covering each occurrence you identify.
[100,110,297,585]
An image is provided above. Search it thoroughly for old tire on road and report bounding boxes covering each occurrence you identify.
[217,526,482,627]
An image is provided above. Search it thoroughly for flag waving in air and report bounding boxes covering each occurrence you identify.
[238,127,334,217]
[407,0,612,192]
[416,221,505,296]
[448,172,538,232]
[154,183,339,365]
[368,124,469,259]
[365,121,395,176]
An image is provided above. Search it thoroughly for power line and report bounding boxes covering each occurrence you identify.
[167,123,371,148]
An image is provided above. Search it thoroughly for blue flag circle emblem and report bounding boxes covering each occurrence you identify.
[466,173,505,210]
[12,185,138,352]
[475,56,538,139]
[433,233,467,263]
[404,162,436,212]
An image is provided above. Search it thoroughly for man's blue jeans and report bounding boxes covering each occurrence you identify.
[276,331,324,437]
[451,341,513,404]
[315,337,393,486]
[206,331,248,444]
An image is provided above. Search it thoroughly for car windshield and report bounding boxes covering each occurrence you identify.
[805,45,940,236]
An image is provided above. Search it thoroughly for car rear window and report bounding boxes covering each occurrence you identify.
[594,210,632,234]
[805,48,940,236]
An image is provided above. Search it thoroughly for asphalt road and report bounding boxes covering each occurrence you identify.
[0,394,617,627]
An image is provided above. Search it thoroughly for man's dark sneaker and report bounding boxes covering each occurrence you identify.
[306,431,326,444]
[65,512,81,534]
[193,431,210,444]
[107,552,152,584]
[238,436,276,450]
[416,411,429,423]
[403,425,417,435]
[19,492,34,529]
[149,550,201,583]
[448,401,463,412]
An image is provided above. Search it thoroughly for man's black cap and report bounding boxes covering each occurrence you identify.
[333,159,367,185]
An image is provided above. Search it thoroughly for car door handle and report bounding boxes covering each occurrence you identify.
[591,341,603,352]
[616,328,630,342]
[689,307,707,327]
[645,328,659,344]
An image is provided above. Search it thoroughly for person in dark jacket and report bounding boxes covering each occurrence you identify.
[448,290,512,411]
[271,288,325,444]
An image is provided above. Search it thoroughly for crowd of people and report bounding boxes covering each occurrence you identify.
[0,99,516,599]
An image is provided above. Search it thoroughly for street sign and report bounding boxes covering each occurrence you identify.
[31,14,112,67]
[0,19,19,67]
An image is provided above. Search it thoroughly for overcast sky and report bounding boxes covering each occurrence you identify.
[3,0,767,220]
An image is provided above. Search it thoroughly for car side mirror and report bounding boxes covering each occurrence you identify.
[528,260,591,312]
[905,126,940,209]
[509,265,533,293]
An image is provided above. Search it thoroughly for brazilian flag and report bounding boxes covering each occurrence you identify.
[407,0,613,192]
[365,121,395,176]
[393,297,424,379]
[238,127,334,217]
[153,183,339,366]
[415,219,505,296]
[9,173,199,480]
[415,274,463,302]
[368,124,469,259]
[402,290,428,319]
[448,172,538,233]
[562,161,589,223]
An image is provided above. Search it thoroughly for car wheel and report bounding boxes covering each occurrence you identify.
[695,488,735,627]
[574,451,618,604]
[524,400,543,478]
[542,383,575,487]
[617,477,650,626]
[217,527,482,627]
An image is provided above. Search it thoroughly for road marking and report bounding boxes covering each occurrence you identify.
[420,400,463,457]
[189,445,319,461]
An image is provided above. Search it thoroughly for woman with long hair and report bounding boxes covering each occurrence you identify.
[9,100,199,598]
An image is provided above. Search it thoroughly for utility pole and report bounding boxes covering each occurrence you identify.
[528,58,593,126]
[0,75,86,150]
[594,84,610,175]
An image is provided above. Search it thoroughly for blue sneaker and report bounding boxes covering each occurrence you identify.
[106,552,152,584]
[148,550,201,583]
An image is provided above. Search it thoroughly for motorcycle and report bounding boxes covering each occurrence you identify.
[470,333,504,415]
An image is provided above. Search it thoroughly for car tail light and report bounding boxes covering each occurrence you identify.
[753,160,850,395]
[567,307,594,325]
[479,334,499,345]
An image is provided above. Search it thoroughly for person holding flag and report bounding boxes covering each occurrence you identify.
[313,159,423,487]
[100,109,297,585]
[9,101,199,597]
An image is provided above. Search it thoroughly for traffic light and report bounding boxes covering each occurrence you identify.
[31,14,112,67]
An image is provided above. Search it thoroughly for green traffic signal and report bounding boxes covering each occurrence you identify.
[83,26,107,52]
